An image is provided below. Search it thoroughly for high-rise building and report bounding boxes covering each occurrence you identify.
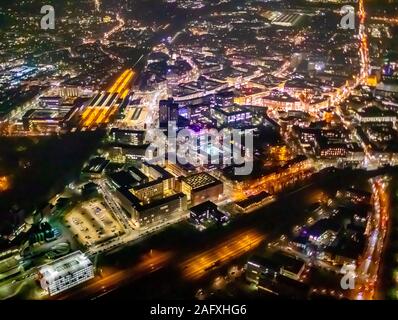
[159,98,179,128]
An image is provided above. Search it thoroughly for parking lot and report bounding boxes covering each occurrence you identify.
[64,199,124,247]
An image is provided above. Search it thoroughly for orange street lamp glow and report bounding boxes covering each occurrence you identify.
[0,176,11,192]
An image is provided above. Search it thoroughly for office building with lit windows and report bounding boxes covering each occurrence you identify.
[189,200,230,226]
[211,105,253,127]
[114,162,187,227]
[159,98,179,128]
[38,251,94,296]
[315,139,348,159]
[110,128,146,146]
[181,172,223,205]
[116,189,187,227]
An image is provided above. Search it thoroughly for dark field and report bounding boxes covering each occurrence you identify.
[0,131,104,235]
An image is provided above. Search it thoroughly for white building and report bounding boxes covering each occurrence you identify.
[38,251,94,296]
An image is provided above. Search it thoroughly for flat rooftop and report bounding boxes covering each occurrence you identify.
[272,13,304,26]
[38,251,92,282]
[213,104,250,116]
[118,188,185,211]
[23,108,72,120]
[236,191,271,209]
[182,172,221,190]
[83,157,110,174]
[249,251,305,275]
[357,106,397,118]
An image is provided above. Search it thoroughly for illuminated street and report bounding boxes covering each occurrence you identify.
[180,229,266,281]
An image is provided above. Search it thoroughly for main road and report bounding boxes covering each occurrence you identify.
[55,250,173,300]
[352,176,390,300]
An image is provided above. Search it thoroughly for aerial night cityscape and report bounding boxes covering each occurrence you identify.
[1,0,398,309]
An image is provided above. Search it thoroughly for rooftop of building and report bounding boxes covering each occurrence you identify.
[213,104,251,115]
[326,230,366,260]
[284,78,318,90]
[376,82,398,93]
[235,191,271,209]
[182,172,222,190]
[190,200,218,214]
[248,250,305,275]
[316,138,348,150]
[109,168,147,189]
[271,13,304,25]
[143,162,174,180]
[250,74,283,88]
[82,157,110,174]
[215,90,235,98]
[305,218,341,238]
[38,251,92,282]
[117,188,185,211]
[110,128,146,135]
[257,273,310,298]
[22,108,72,120]
[357,106,397,118]
[262,90,299,103]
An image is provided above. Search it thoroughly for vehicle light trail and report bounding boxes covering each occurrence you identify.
[180,229,265,281]
[352,177,390,300]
